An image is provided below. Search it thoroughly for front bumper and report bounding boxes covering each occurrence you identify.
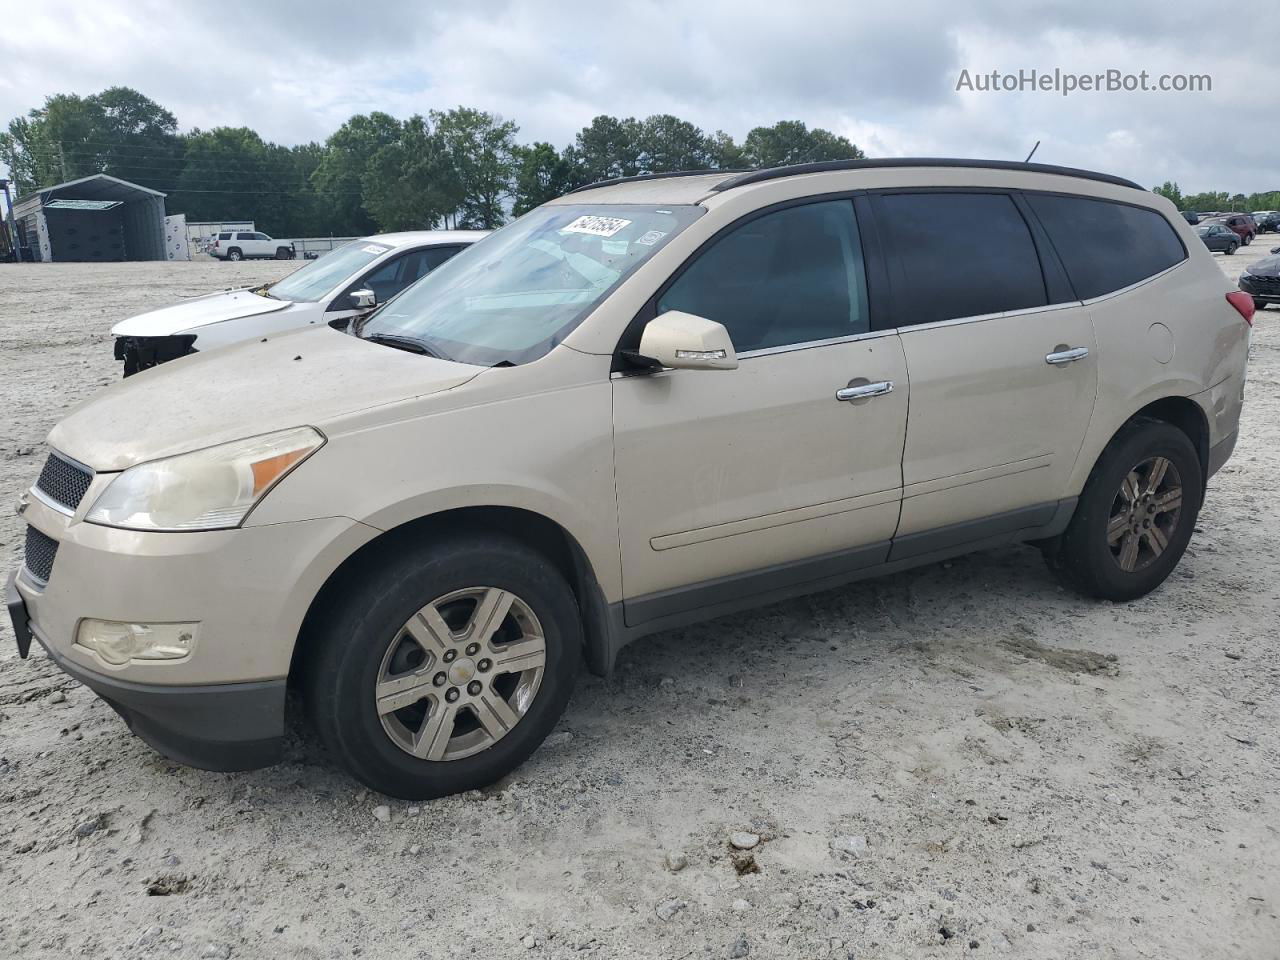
[11,488,377,768]
[14,600,286,771]
[1239,273,1280,303]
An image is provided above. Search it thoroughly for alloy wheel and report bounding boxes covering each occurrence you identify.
[374,587,546,761]
[1106,456,1183,573]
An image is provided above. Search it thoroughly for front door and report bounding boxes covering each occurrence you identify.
[611,198,909,626]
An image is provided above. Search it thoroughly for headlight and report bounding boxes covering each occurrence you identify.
[76,619,197,665]
[86,426,324,531]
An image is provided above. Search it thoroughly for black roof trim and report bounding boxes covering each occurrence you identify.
[565,169,749,195]
[710,158,1144,193]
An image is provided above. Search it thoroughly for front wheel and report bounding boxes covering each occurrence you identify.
[1225,243,1237,255]
[1044,420,1202,602]
[304,535,581,799]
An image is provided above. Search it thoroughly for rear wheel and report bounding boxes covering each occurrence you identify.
[304,535,581,799]
[1044,420,1202,601]
[226,248,243,261]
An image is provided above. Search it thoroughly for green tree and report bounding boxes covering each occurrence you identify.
[361,115,458,231]
[740,120,864,168]
[312,112,403,235]
[170,127,282,224]
[635,114,714,173]
[708,130,746,170]
[570,115,643,184]
[430,107,519,228]
[1152,181,1183,208]
[512,141,576,215]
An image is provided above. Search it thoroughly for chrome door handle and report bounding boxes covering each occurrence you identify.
[836,380,894,402]
[1045,346,1089,365]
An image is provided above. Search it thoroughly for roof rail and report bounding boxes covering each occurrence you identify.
[711,158,1145,192]
[565,169,748,195]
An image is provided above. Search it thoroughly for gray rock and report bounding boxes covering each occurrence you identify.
[75,817,101,838]
[829,835,868,857]
[372,805,391,823]
[731,898,751,912]
[522,934,537,949]
[656,899,687,922]
[135,925,163,946]
[729,832,760,850]
[49,690,66,704]
[542,732,574,750]
[408,844,422,856]
[818,903,840,921]
[728,935,751,958]
[200,945,231,959]
[664,851,688,873]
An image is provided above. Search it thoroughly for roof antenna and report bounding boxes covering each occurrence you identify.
[1024,140,1041,163]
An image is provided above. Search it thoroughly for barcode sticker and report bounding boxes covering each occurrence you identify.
[560,216,632,238]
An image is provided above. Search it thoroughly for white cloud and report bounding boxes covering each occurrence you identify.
[1,0,1273,193]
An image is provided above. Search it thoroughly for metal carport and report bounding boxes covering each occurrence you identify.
[11,174,167,262]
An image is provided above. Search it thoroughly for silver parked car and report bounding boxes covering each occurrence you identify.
[10,159,1251,799]
[111,231,485,375]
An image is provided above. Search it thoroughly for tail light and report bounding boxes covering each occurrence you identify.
[1226,291,1256,326]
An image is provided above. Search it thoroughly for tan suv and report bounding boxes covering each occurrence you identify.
[8,159,1252,799]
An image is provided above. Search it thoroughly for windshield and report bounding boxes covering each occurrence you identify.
[359,204,702,365]
[264,240,394,302]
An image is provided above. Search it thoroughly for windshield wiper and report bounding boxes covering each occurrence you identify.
[362,332,450,360]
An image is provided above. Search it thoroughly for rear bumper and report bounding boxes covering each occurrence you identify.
[30,614,286,771]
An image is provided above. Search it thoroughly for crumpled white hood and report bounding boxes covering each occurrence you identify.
[110,288,292,337]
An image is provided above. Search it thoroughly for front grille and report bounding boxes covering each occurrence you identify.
[35,452,93,512]
[1241,273,1280,293]
[23,526,58,585]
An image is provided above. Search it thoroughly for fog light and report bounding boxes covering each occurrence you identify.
[75,620,198,665]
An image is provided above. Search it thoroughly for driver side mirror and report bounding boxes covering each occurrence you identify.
[348,288,377,310]
[638,311,738,371]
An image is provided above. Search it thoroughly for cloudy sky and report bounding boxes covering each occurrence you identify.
[1,0,1273,194]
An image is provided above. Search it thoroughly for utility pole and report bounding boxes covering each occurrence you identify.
[0,177,16,261]
[58,142,68,181]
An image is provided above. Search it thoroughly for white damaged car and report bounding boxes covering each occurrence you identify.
[112,231,486,375]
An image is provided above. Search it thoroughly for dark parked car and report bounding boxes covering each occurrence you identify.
[1205,214,1256,245]
[1180,211,1200,225]
[1196,223,1240,254]
[1251,211,1280,233]
[1239,246,1280,310]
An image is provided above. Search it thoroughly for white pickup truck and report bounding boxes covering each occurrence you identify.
[210,230,296,261]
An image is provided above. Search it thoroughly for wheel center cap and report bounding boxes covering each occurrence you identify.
[448,658,476,685]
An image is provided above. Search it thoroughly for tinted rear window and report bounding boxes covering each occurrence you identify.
[1026,195,1186,300]
[878,192,1047,326]
[218,232,231,240]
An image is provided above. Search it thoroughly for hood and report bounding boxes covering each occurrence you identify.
[110,288,291,337]
[1245,254,1280,278]
[50,326,482,471]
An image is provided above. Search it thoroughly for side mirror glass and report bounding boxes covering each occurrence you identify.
[638,310,738,371]
[349,288,377,310]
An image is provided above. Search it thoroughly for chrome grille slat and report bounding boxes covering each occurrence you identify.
[34,452,93,512]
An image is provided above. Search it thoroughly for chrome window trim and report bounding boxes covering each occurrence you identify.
[892,298,1083,336]
[1078,259,1186,306]
[737,327,897,359]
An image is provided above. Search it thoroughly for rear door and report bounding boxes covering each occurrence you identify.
[611,198,909,625]
[872,190,1097,554]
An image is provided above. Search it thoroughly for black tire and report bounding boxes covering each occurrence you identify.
[1044,419,1202,602]
[1225,243,1237,255]
[275,247,292,260]
[1255,298,1268,311]
[1243,234,1252,246]
[304,534,581,799]
[226,248,243,261]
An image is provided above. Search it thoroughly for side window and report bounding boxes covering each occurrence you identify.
[1026,194,1186,300]
[218,232,232,241]
[658,200,869,354]
[254,233,271,241]
[236,232,253,241]
[876,192,1047,327]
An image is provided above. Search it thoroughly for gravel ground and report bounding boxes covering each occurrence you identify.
[1,247,1278,960]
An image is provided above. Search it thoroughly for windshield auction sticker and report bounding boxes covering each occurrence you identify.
[362,244,392,254]
[560,215,632,238]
